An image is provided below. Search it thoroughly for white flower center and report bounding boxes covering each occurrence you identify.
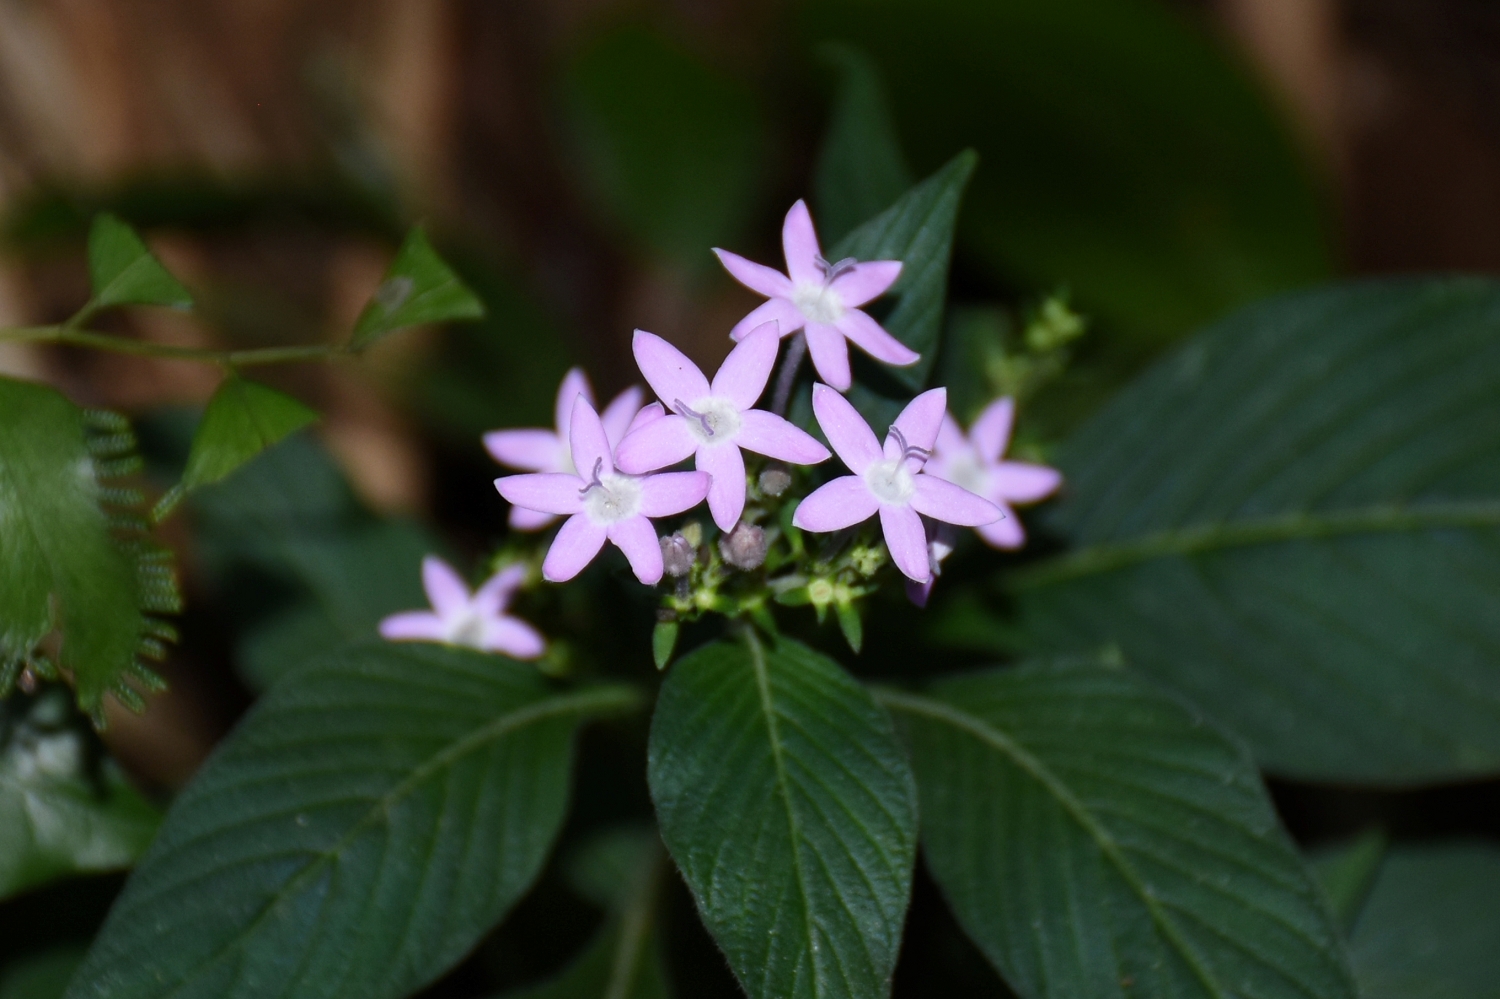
[676,396,742,446]
[944,453,988,496]
[582,470,643,525]
[864,458,916,505]
[791,282,845,325]
[445,610,489,649]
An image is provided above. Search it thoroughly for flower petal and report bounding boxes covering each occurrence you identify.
[483,429,564,472]
[569,396,614,477]
[887,387,947,460]
[509,506,557,531]
[473,564,527,618]
[792,476,879,532]
[711,322,780,409]
[995,461,1063,504]
[730,297,804,341]
[632,329,712,410]
[736,410,831,465]
[880,503,930,582]
[933,413,967,457]
[698,442,746,530]
[601,385,646,449]
[905,577,935,609]
[806,323,853,392]
[830,260,902,308]
[485,617,546,659]
[625,401,666,436]
[637,470,711,518]
[379,611,448,643]
[782,199,824,286]
[978,503,1025,549]
[543,514,608,582]
[972,396,1016,461]
[555,368,594,440]
[608,515,664,584]
[812,382,881,473]
[838,309,919,367]
[422,556,470,617]
[911,475,1002,527]
[615,414,697,473]
[496,472,586,516]
[713,248,792,298]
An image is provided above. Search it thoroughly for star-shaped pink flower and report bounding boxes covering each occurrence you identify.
[615,323,830,530]
[713,200,916,392]
[484,368,643,530]
[793,385,1001,583]
[379,556,545,659]
[496,397,710,585]
[927,397,1062,550]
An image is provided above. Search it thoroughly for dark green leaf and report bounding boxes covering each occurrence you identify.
[0,379,177,717]
[64,643,641,999]
[832,150,977,391]
[651,621,678,670]
[1307,828,1387,930]
[813,43,912,246]
[152,377,317,521]
[883,663,1356,999]
[87,214,192,311]
[351,227,484,348]
[648,635,917,999]
[1012,279,1500,783]
[0,946,87,999]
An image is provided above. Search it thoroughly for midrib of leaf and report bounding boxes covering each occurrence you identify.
[875,687,1230,999]
[157,683,641,999]
[1011,500,1500,590]
[96,255,160,307]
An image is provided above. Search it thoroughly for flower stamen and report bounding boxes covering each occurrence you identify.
[815,254,859,285]
[578,457,606,496]
[888,426,931,467]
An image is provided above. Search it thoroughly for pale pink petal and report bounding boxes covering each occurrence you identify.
[615,415,697,473]
[830,260,902,308]
[881,504,930,582]
[509,506,557,531]
[543,514,608,582]
[569,396,614,477]
[735,410,831,465]
[483,429,564,472]
[379,611,448,643]
[637,470,711,518]
[730,297,804,341]
[496,472,586,516]
[805,323,852,392]
[887,388,948,460]
[625,402,666,437]
[484,617,546,659]
[911,475,1002,527]
[698,443,746,530]
[971,397,1016,461]
[933,414,967,457]
[632,330,711,410]
[422,557,470,617]
[711,322,780,409]
[978,504,1025,549]
[608,515,665,584]
[713,248,792,298]
[555,368,594,441]
[792,476,879,532]
[905,577,934,608]
[837,309,920,367]
[812,382,881,473]
[601,386,646,448]
[473,564,527,618]
[995,461,1063,504]
[782,200,824,286]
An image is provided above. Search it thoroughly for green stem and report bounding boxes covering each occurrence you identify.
[0,324,350,367]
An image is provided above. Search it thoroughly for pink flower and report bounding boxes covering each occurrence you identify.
[793,385,1001,583]
[713,200,915,392]
[927,397,1062,550]
[484,368,644,531]
[495,397,710,585]
[615,324,830,530]
[379,557,545,659]
[905,524,957,609]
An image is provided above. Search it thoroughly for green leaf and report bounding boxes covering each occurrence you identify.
[0,379,178,718]
[87,214,192,311]
[0,946,87,999]
[648,634,917,999]
[351,227,484,348]
[1307,828,1388,931]
[651,621,678,670]
[831,149,977,392]
[1011,279,1500,783]
[0,690,160,902]
[1341,840,1500,999]
[153,377,317,521]
[882,662,1356,999]
[813,43,912,246]
[64,643,641,999]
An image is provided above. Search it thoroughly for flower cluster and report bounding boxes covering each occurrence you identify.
[381,201,1061,657]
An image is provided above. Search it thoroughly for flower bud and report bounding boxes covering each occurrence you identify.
[719,522,768,570]
[758,467,792,497]
[660,533,697,577]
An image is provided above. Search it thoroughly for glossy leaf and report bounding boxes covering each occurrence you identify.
[883,662,1356,999]
[64,643,641,999]
[152,377,317,521]
[1013,279,1500,783]
[87,214,192,311]
[831,149,977,391]
[813,43,912,246]
[351,227,484,348]
[648,635,917,999]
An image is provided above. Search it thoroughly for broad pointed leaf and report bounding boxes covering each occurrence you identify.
[63,643,641,999]
[813,43,912,246]
[883,662,1356,999]
[1013,279,1500,783]
[87,214,192,310]
[351,227,484,348]
[648,635,917,999]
